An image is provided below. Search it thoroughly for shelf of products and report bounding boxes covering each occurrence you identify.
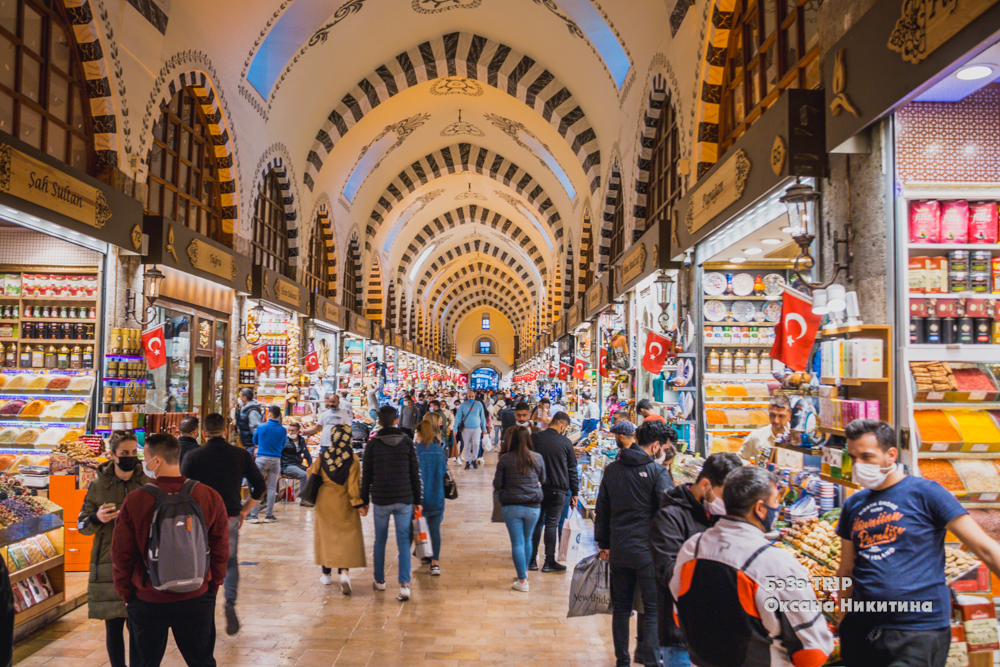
[100,332,148,416]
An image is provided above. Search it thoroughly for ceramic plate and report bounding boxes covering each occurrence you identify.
[763,273,786,296]
[732,273,755,296]
[704,300,728,322]
[703,272,727,296]
[732,301,756,322]
[763,300,783,322]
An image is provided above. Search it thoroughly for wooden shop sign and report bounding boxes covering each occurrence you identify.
[586,281,604,315]
[252,265,309,315]
[684,150,751,235]
[620,242,648,287]
[187,238,239,281]
[312,294,345,329]
[888,0,999,64]
[566,302,581,329]
[350,312,370,338]
[144,217,251,293]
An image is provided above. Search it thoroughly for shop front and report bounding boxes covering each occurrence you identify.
[305,293,347,411]
[341,311,372,415]
[0,130,143,636]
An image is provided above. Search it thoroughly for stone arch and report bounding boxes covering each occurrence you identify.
[396,204,549,279]
[303,32,601,194]
[141,70,239,238]
[634,73,669,237]
[444,294,525,339]
[599,157,622,272]
[694,0,738,179]
[370,143,563,249]
[433,273,532,319]
[418,241,538,296]
[579,207,594,299]
[315,204,338,298]
[365,255,385,325]
[253,156,299,267]
[343,233,364,310]
[386,275,397,330]
[564,244,575,307]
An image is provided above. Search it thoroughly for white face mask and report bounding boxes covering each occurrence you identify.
[142,458,157,479]
[852,461,897,489]
[654,447,667,465]
[704,491,727,516]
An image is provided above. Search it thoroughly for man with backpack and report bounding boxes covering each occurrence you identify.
[233,388,263,455]
[111,433,230,667]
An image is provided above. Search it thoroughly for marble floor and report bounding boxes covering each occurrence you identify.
[14,453,618,666]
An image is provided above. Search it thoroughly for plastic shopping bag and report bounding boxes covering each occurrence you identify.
[482,432,494,452]
[558,507,597,567]
[411,509,433,559]
[567,554,613,618]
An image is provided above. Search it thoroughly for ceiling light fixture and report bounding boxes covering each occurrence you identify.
[956,64,995,80]
[761,238,782,245]
[780,226,795,234]
[729,257,747,264]
[743,247,762,255]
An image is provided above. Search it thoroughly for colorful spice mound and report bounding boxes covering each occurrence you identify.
[919,460,965,492]
[950,410,1000,444]
[967,509,1000,542]
[45,376,71,391]
[725,384,748,397]
[707,409,727,425]
[725,409,751,425]
[951,368,997,392]
[705,384,726,398]
[0,400,26,416]
[952,459,1000,493]
[749,410,769,424]
[914,410,962,442]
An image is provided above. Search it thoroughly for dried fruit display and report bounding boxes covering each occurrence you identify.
[54,439,97,460]
[910,361,956,392]
[784,518,841,568]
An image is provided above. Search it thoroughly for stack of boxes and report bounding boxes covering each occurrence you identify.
[818,338,885,379]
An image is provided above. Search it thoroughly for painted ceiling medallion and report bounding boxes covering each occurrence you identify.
[441,110,485,137]
[493,190,523,210]
[455,184,487,201]
[412,0,482,13]
[430,77,484,97]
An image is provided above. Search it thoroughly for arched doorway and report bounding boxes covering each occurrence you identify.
[470,366,500,390]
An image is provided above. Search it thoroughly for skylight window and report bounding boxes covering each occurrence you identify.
[519,132,576,200]
[409,244,438,281]
[559,0,631,88]
[246,0,334,97]
[519,207,555,253]
[344,133,395,202]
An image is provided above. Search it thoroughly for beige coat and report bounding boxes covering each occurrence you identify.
[308,454,367,569]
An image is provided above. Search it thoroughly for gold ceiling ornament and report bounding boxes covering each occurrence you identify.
[455,183,486,201]
[770,136,787,176]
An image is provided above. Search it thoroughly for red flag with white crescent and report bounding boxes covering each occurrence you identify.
[572,357,587,380]
[770,287,823,371]
[642,330,673,374]
[250,345,271,373]
[303,351,319,373]
[599,348,609,378]
[141,325,167,370]
[557,363,570,381]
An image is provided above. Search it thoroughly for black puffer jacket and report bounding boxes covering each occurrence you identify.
[493,451,546,507]
[361,427,422,506]
[650,483,715,647]
[594,445,673,568]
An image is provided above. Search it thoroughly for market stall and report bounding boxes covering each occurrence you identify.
[340,311,372,416]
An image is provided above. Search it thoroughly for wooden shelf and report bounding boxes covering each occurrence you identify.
[705,344,774,348]
[9,554,64,584]
[817,325,864,337]
[705,321,777,327]
[820,377,890,386]
[19,339,96,344]
[817,426,846,436]
[20,296,95,301]
[774,442,824,455]
[20,318,95,324]
[819,473,861,489]
[13,591,64,626]
[907,292,995,299]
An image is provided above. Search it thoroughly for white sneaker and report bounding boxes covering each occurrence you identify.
[320,574,333,585]
[373,581,386,591]
[340,572,352,596]
[397,585,410,601]
[477,458,484,465]
[512,581,529,592]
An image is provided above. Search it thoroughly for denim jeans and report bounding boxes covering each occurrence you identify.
[373,503,413,585]
[500,504,541,580]
[494,425,503,446]
[224,516,240,606]
[461,428,481,463]
[425,511,444,561]
[660,647,691,667]
[282,464,307,498]
[249,456,281,518]
[610,563,660,666]
[530,488,567,564]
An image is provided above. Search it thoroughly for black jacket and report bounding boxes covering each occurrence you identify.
[178,436,199,463]
[500,407,517,434]
[361,427,422,506]
[493,451,546,506]
[0,541,14,667]
[531,428,579,495]
[650,483,715,647]
[281,435,313,469]
[181,436,266,517]
[594,445,673,568]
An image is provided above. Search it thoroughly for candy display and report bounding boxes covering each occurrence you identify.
[944,547,980,581]
[784,517,841,569]
[910,361,957,392]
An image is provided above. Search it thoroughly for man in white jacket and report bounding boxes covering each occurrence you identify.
[670,466,834,667]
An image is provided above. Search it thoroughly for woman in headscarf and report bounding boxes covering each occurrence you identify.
[308,424,366,595]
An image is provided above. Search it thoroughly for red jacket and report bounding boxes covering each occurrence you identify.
[111,476,229,603]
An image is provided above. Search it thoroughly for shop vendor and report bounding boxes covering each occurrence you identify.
[737,395,791,463]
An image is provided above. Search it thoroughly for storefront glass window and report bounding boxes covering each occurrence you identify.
[146,308,190,413]
[0,0,92,168]
[214,321,227,416]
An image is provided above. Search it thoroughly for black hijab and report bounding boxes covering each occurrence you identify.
[320,424,354,486]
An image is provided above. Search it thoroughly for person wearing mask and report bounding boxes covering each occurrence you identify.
[531,398,552,430]
[490,398,506,446]
[835,419,1000,667]
[737,395,792,464]
[399,395,419,438]
[281,422,313,504]
[578,393,600,441]
[493,426,546,592]
[670,466,834,667]
[78,430,150,667]
[233,388,263,455]
[182,413,266,635]
[529,412,578,573]
[500,402,537,452]
[477,393,493,464]
[302,393,354,451]
[310,424,366,596]
[367,383,380,420]
[636,399,665,423]
[650,453,742,667]
[416,392,429,421]
[454,390,487,470]
[609,420,637,449]
[177,416,200,463]
[248,406,287,524]
[432,399,454,456]
[361,406,422,602]
[595,419,674,667]
[450,398,464,463]
[111,434,230,667]
[415,417,448,576]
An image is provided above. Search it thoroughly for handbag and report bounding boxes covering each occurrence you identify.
[299,472,321,505]
[443,471,458,500]
[491,492,504,523]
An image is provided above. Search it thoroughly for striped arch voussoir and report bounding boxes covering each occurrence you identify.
[434,273,531,318]
[598,165,622,273]
[345,234,364,307]
[418,240,537,297]
[303,32,600,195]
[695,0,737,179]
[633,73,668,239]
[445,294,524,339]
[316,204,338,298]
[63,0,118,169]
[256,157,298,265]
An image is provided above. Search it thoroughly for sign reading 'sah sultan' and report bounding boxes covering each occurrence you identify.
[620,243,648,287]
[0,144,111,229]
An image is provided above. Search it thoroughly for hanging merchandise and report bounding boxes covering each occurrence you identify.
[607,331,630,370]
[770,287,823,372]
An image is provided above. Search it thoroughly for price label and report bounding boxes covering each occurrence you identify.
[979,493,998,502]
[968,392,987,401]
[930,442,950,452]
[970,444,990,452]
[928,392,945,400]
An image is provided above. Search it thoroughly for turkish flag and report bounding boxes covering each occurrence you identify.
[642,330,673,374]
[557,363,570,381]
[599,348,609,377]
[250,345,271,373]
[141,325,167,370]
[770,287,823,371]
[572,357,587,380]
[304,351,319,373]
[548,365,556,378]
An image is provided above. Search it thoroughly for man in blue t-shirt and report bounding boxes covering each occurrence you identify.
[836,419,1000,667]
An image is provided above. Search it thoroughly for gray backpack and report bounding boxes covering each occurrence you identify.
[141,480,210,593]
